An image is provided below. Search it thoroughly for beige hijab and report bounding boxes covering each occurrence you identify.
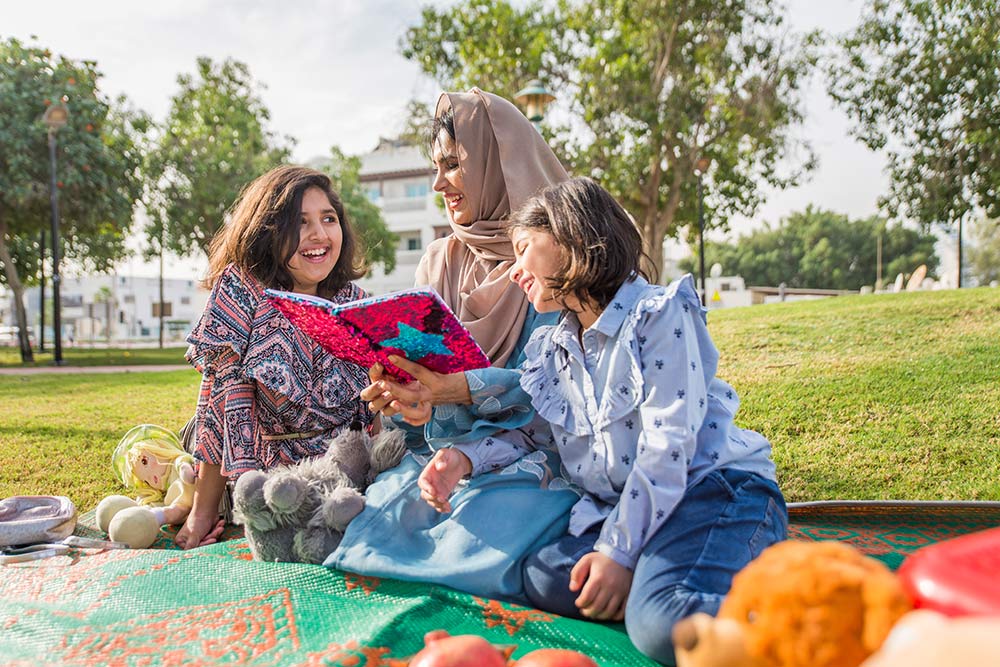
[415,89,569,367]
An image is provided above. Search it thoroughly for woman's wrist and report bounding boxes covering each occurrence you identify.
[433,371,473,406]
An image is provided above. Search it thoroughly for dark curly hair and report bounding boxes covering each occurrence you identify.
[204,165,366,296]
[508,177,657,311]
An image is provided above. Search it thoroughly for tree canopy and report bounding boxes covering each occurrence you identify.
[679,207,940,290]
[401,0,820,277]
[828,0,1000,230]
[0,37,149,360]
[145,57,292,261]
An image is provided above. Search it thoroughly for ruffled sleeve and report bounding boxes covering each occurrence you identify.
[185,265,263,474]
[518,325,593,437]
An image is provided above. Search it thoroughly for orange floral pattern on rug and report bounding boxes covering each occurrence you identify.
[474,597,552,636]
[303,640,409,667]
[344,572,381,595]
[56,589,299,665]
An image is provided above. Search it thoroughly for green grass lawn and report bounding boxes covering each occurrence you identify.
[0,345,188,367]
[1,287,998,512]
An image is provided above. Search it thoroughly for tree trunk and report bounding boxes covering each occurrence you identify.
[0,215,35,363]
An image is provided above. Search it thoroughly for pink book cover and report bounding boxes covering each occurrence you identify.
[265,287,490,383]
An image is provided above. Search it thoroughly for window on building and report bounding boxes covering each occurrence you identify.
[366,185,381,201]
[152,302,173,317]
[720,282,731,292]
[405,183,429,198]
[123,295,135,304]
[399,232,422,252]
[180,296,191,305]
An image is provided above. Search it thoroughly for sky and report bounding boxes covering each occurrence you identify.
[7,0,937,280]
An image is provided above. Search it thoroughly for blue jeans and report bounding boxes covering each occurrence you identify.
[521,468,787,665]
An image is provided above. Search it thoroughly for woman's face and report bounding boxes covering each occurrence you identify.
[432,129,472,226]
[286,186,343,295]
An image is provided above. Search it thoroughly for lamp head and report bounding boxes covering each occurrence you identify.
[42,103,69,132]
[515,79,556,123]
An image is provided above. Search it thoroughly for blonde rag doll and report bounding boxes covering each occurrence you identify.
[96,425,196,548]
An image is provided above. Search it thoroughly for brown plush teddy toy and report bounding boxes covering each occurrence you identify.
[673,540,913,667]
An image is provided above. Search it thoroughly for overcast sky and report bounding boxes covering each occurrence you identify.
[7,0,921,279]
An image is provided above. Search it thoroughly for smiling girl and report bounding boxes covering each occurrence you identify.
[175,165,373,549]
[422,177,787,664]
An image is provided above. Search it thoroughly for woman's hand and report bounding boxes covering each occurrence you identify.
[417,448,473,513]
[385,355,473,407]
[361,363,434,426]
[569,552,634,621]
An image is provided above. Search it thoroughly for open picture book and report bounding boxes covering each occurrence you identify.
[265,287,490,383]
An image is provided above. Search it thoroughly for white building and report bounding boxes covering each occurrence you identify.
[355,138,449,295]
[2,274,209,345]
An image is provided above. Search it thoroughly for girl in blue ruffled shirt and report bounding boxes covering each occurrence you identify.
[422,177,787,665]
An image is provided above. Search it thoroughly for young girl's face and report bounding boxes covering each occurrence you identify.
[510,227,567,313]
[287,186,343,295]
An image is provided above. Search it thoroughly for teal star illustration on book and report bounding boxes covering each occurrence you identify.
[381,323,454,359]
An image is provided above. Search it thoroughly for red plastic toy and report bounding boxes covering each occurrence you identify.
[897,525,1000,616]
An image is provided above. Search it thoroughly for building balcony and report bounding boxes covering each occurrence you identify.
[379,196,429,213]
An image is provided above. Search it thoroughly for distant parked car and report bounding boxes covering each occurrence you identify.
[0,326,37,347]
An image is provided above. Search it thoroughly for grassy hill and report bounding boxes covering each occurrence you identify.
[1,287,998,509]
[711,286,1000,502]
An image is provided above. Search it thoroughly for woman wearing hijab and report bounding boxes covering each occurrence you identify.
[325,89,579,604]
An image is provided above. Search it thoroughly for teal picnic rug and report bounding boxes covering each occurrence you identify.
[1,501,998,666]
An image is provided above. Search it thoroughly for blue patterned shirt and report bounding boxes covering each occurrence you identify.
[518,274,776,569]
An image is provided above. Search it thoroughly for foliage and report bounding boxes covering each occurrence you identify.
[322,147,398,275]
[400,0,820,277]
[966,217,1000,286]
[828,0,1000,230]
[400,2,557,100]
[4,288,1000,508]
[0,37,150,360]
[679,207,939,290]
[145,57,292,261]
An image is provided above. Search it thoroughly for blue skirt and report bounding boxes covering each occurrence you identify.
[325,449,579,604]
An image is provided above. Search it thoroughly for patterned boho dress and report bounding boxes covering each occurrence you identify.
[185,265,372,478]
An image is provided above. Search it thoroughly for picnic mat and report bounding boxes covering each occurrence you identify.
[1,501,998,666]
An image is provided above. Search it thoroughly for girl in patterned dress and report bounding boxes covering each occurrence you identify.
[175,166,373,549]
[423,177,787,665]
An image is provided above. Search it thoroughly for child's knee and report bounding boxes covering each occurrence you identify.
[522,550,579,617]
[625,584,724,665]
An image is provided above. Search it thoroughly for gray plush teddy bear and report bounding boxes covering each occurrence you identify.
[232,421,407,564]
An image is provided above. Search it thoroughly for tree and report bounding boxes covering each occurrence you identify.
[146,57,292,262]
[828,0,1000,274]
[320,148,398,275]
[0,38,149,361]
[966,217,1000,286]
[401,0,819,278]
[678,207,940,290]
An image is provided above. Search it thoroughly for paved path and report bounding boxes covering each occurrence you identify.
[0,364,193,376]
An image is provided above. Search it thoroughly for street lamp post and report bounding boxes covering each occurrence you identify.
[514,79,556,132]
[694,157,711,306]
[43,102,69,366]
[39,230,46,351]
